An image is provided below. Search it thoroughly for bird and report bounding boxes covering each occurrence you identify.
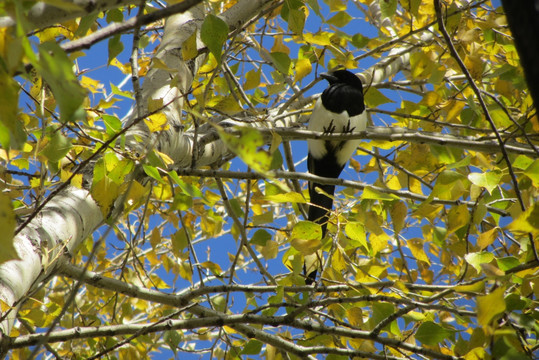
[304,69,367,284]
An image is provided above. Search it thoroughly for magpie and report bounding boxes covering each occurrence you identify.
[304,69,367,283]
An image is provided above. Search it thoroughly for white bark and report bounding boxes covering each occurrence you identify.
[125,0,276,167]
[0,0,140,29]
[0,187,102,335]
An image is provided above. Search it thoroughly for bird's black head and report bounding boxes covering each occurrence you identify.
[320,69,365,116]
[321,69,364,92]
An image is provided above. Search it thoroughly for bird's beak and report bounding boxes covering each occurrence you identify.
[320,72,338,83]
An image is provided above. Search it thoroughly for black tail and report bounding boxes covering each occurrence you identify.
[308,183,336,237]
[304,182,336,284]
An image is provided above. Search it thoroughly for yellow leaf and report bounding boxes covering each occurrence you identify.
[303,32,332,46]
[150,228,161,249]
[294,58,312,82]
[145,113,169,132]
[407,238,430,264]
[80,75,102,93]
[447,204,470,233]
[244,69,261,90]
[346,307,364,327]
[201,261,223,276]
[155,150,174,166]
[477,227,498,250]
[390,201,407,234]
[124,180,148,212]
[422,91,442,107]
[331,248,346,272]
[325,0,346,12]
[151,58,177,72]
[507,202,539,235]
[477,286,506,326]
[369,232,389,256]
[182,31,198,61]
[270,35,289,55]
[213,95,243,115]
[444,100,465,122]
[454,281,485,294]
[179,261,193,283]
[464,54,483,80]
[92,178,119,216]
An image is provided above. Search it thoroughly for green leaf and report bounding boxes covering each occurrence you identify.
[110,82,134,99]
[201,14,229,62]
[361,186,400,201]
[265,192,306,203]
[40,128,72,163]
[270,52,291,74]
[287,8,305,34]
[468,171,502,194]
[168,172,203,198]
[251,229,272,246]
[239,340,263,355]
[351,33,369,49]
[108,34,124,65]
[345,222,368,250]
[163,330,181,355]
[496,256,520,272]
[37,42,86,123]
[367,302,395,331]
[291,221,322,241]
[218,127,273,174]
[380,0,397,18]
[102,114,122,136]
[252,211,274,226]
[465,251,494,273]
[290,221,322,255]
[143,164,163,183]
[306,0,322,17]
[327,11,352,27]
[416,321,454,346]
[512,155,534,170]
[75,12,100,38]
[524,159,539,187]
[0,72,25,149]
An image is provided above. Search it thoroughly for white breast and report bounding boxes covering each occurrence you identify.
[307,99,367,164]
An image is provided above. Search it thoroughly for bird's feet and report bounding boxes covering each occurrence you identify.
[343,120,356,133]
[323,119,336,134]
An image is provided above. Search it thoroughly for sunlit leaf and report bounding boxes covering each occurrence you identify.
[465,252,494,273]
[468,171,502,194]
[291,221,322,255]
[345,222,368,250]
[218,127,273,174]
